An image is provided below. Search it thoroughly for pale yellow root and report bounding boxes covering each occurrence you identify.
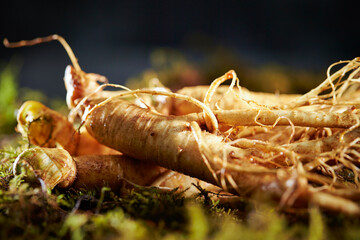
[72,85,219,132]
[17,101,223,197]
[13,147,223,197]
[174,59,360,115]
[227,126,332,146]
[288,127,360,155]
[80,97,360,214]
[17,101,78,153]
[16,100,222,196]
[13,147,77,189]
[212,109,360,128]
[17,100,119,156]
[174,85,300,115]
[84,98,280,189]
[13,147,165,191]
[151,170,224,197]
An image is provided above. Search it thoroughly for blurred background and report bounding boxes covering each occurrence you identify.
[0,0,359,135]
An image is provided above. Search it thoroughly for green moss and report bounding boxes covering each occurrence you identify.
[309,207,325,240]
[0,64,18,135]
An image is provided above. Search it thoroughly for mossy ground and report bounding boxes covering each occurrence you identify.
[1,146,360,240]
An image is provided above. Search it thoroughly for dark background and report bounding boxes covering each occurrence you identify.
[1,0,359,97]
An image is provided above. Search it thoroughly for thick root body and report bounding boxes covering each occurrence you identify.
[85,99,290,198]
[83,98,360,214]
[174,85,300,115]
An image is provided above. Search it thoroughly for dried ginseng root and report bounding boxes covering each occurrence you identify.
[173,70,300,115]
[173,60,360,115]
[74,94,360,215]
[57,37,360,215]
[13,147,163,191]
[17,100,119,156]
[7,35,360,215]
[210,108,358,128]
[16,100,223,196]
[13,147,222,196]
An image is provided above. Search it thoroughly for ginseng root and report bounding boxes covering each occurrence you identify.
[7,35,360,215]
[16,101,222,195]
[173,60,360,115]
[81,97,360,214]
[13,147,164,191]
[211,108,359,128]
[17,100,119,156]
[14,147,221,196]
[173,71,300,115]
